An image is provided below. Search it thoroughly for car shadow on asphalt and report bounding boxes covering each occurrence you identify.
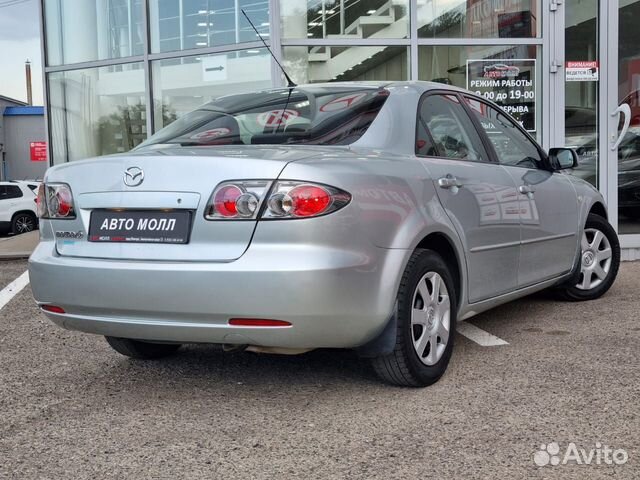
[93,291,563,391]
[104,345,388,389]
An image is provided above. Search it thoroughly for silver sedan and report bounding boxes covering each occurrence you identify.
[29,82,620,387]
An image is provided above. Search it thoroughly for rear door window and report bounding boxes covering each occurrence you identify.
[464,96,544,169]
[416,94,489,162]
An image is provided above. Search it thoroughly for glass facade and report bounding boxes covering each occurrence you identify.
[280,0,409,39]
[43,0,545,165]
[418,45,541,138]
[149,0,269,53]
[282,46,408,84]
[417,0,540,38]
[48,64,146,162]
[151,49,272,131]
[45,0,145,65]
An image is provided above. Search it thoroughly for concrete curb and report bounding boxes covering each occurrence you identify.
[0,252,32,260]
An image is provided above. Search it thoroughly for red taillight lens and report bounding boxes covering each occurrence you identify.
[56,188,73,217]
[289,185,331,217]
[204,180,350,220]
[229,318,291,327]
[205,181,271,220]
[39,183,76,219]
[263,181,351,219]
[213,185,242,217]
[41,305,65,314]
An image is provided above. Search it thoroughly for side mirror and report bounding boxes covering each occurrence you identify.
[549,147,579,170]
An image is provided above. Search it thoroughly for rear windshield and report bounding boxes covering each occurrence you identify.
[136,86,389,149]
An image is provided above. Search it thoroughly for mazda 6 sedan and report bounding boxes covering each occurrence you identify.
[29,82,620,387]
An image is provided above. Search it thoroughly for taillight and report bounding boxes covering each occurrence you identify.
[262,181,350,219]
[36,184,47,217]
[205,181,271,220]
[204,180,350,220]
[37,183,76,219]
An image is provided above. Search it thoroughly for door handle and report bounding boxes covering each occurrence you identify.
[437,175,463,189]
[611,103,631,151]
[518,185,535,194]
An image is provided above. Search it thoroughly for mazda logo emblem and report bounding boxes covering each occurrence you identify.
[124,166,144,187]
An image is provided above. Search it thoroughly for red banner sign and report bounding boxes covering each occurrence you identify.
[30,141,47,162]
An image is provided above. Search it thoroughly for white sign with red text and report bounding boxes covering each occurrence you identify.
[566,61,599,82]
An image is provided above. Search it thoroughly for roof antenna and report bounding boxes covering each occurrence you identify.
[241,9,296,88]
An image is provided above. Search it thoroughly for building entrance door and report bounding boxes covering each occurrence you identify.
[610,0,640,247]
[563,0,640,250]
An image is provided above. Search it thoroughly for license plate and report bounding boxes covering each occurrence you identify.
[89,210,192,244]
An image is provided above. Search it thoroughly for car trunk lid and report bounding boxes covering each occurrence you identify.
[45,146,320,261]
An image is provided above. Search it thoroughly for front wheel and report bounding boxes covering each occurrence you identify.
[105,336,181,359]
[556,214,620,301]
[372,249,456,387]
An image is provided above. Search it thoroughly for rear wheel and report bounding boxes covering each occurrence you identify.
[372,249,456,387]
[556,214,620,301]
[105,336,181,359]
[11,212,37,234]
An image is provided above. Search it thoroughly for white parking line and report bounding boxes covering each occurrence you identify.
[0,271,30,311]
[457,322,509,346]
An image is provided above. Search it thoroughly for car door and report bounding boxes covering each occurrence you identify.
[416,92,521,303]
[462,96,579,286]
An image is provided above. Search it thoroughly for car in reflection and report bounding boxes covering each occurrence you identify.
[29,83,619,387]
[483,63,520,78]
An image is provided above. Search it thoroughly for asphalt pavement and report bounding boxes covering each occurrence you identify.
[0,259,638,479]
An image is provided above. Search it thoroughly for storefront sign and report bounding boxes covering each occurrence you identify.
[566,61,599,82]
[202,55,228,82]
[30,141,47,162]
[466,59,537,132]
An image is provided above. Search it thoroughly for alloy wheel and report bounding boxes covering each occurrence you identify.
[576,227,613,290]
[411,272,451,366]
[14,215,35,234]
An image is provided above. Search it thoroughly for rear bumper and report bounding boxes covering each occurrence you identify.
[28,240,407,349]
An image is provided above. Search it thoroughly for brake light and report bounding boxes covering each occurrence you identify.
[289,185,331,217]
[41,305,66,314]
[37,183,76,219]
[213,184,242,217]
[263,181,350,219]
[205,180,350,220]
[229,318,291,327]
[205,181,271,220]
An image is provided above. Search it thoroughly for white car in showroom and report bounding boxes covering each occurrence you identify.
[0,181,39,234]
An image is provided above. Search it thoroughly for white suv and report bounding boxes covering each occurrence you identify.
[0,181,39,234]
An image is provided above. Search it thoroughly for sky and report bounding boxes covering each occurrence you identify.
[0,0,43,105]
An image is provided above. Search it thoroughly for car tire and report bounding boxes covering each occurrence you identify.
[11,212,37,235]
[556,214,620,301]
[105,336,181,359]
[372,249,456,387]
